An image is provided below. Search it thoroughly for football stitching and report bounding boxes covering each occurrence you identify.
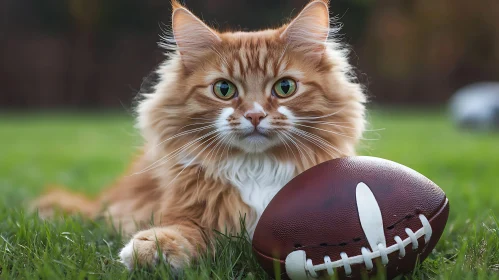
[295,212,417,249]
[386,214,415,230]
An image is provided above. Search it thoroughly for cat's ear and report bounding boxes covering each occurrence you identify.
[280,0,330,61]
[172,4,221,69]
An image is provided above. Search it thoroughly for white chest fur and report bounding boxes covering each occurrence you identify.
[210,154,296,234]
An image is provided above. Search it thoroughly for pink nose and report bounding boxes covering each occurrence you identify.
[245,112,266,127]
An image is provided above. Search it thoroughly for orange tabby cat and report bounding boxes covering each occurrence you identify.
[32,0,366,271]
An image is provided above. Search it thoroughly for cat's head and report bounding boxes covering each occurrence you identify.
[138,0,366,167]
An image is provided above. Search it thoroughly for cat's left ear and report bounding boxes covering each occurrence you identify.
[172,5,221,69]
[280,0,330,62]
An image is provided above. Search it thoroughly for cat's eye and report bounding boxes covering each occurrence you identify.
[273,78,297,98]
[213,80,237,100]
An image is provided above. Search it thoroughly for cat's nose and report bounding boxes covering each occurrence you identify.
[245,112,267,127]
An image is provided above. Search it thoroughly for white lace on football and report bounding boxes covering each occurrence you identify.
[288,214,432,278]
[285,183,434,279]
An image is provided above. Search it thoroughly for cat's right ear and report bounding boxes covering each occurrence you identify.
[280,0,330,63]
[172,5,221,69]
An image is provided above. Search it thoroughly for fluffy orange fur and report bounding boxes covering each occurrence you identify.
[32,0,366,271]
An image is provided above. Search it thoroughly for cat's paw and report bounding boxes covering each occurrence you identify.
[119,227,195,271]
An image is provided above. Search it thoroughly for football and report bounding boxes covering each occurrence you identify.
[252,156,449,280]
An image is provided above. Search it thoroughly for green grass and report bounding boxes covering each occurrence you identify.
[1,108,498,279]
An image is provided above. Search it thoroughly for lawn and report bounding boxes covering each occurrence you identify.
[0,108,498,279]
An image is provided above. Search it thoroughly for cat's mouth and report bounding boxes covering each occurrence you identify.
[231,128,282,152]
[240,129,270,140]
[245,130,268,138]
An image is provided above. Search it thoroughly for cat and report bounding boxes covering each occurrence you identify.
[31,0,366,272]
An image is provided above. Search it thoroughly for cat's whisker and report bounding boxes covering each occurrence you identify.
[203,133,235,187]
[288,131,338,159]
[209,135,226,169]
[166,128,231,166]
[176,122,217,131]
[196,132,231,188]
[227,135,236,158]
[294,123,353,138]
[214,134,231,160]
[276,131,300,163]
[293,123,357,140]
[299,133,341,158]
[201,132,230,168]
[217,133,234,162]
[166,131,226,189]
[279,131,309,165]
[188,117,216,121]
[146,124,218,155]
[290,128,342,158]
[168,131,224,176]
[149,130,222,169]
[219,134,232,161]
[291,127,341,152]
[137,129,223,174]
[294,123,379,141]
[295,120,385,133]
[275,132,292,159]
[221,134,236,161]
[293,107,346,120]
[290,136,315,166]
[282,131,317,164]
[295,120,360,129]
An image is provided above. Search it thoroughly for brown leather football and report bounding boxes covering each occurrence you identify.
[252,156,449,280]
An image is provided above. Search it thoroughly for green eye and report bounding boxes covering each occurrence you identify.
[273,78,297,98]
[213,80,237,100]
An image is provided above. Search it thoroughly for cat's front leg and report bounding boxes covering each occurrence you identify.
[119,224,206,271]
